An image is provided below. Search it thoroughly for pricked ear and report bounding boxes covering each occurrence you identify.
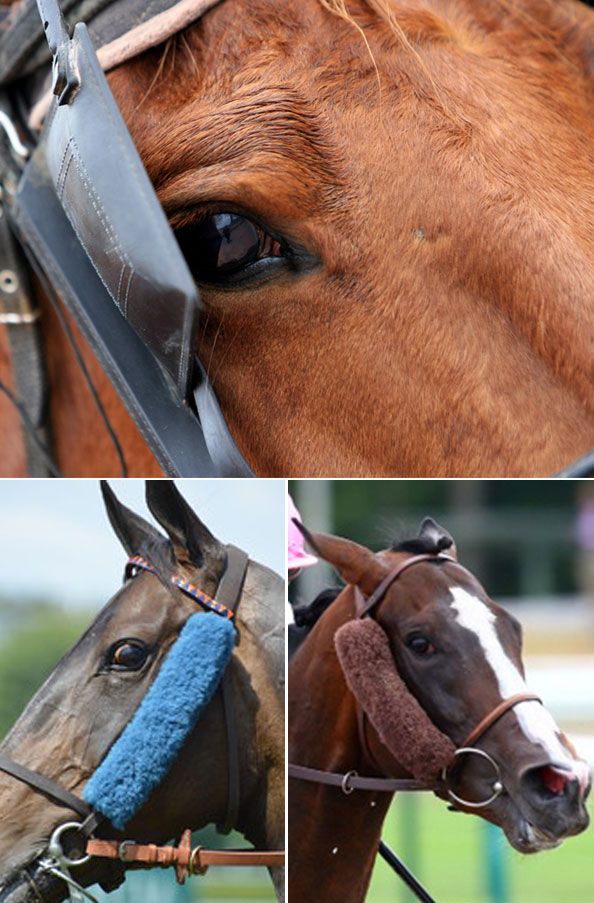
[145,480,223,569]
[419,517,457,559]
[101,481,170,560]
[294,522,386,595]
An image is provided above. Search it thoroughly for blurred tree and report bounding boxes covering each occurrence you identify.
[0,602,93,741]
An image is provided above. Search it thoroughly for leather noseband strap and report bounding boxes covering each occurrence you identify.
[0,753,91,818]
[460,691,542,749]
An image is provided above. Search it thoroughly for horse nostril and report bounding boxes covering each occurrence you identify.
[539,766,571,796]
[521,765,580,804]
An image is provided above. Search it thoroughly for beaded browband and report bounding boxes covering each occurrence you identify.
[127,554,235,620]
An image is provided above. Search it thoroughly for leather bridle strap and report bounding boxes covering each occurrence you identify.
[215,545,248,836]
[460,692,543,749]
[288,763,427,793]
[0,753,91,818]
[355,553,457,618]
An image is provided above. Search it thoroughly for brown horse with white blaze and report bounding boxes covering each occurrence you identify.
[289,519,591,902]
[0,481,285,903]
[3,0,594,475]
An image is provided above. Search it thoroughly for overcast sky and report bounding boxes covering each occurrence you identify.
[0,479,285,611]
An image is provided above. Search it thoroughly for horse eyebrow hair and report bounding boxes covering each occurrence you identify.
[146,87,345,191]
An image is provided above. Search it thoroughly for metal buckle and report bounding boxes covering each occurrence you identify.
[441,747,504,810]
[341,770,358,795]
[118,841,134,863]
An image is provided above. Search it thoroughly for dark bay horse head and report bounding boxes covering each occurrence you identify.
[5,0,594,476]
[0,481,284,903]
[289,518,590,902]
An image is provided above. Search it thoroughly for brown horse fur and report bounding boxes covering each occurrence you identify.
[5,0,594,474]
[334,617,455,784]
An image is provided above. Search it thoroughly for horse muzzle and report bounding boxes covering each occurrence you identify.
[490,760,592,853]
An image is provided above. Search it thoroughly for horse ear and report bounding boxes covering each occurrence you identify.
[419,517,457,559]
[144,480,222,568]
[295,522,386,595]
[101,481,167,558]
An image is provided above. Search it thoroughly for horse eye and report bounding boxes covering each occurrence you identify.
[108,641,148,671]
[406,634,436,656]
[175,213,283,280]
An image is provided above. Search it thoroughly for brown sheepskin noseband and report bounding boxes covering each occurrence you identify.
[334,618,456,785]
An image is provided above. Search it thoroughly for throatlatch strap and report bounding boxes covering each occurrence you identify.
[127,555,235,620]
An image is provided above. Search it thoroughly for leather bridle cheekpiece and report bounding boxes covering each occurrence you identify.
[289,552,542,807]
[0,544,284,891]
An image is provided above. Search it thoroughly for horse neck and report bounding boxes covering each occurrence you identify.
[288,589,397,903]
[233,562,284,853]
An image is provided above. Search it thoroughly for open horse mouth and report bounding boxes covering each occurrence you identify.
[498,762,591,854]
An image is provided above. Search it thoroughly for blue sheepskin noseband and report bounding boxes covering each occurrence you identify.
[83,612,235,829]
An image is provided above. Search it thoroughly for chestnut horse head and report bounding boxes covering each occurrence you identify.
[288,518,591,903]
[0,481,285,903]
[4,0,594,476]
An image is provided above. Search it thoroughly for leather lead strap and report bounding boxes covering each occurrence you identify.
[0,753,91,818]
[215,545,248,835]
[86,837,285,869]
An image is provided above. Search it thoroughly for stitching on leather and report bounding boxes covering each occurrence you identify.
[122,267,135,319]
[67,134,131,311]
[116,262,127,310]
[56,136,74,200]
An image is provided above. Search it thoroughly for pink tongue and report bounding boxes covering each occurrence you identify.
[539,766,568,795]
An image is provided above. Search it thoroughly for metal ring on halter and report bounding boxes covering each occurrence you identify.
[441,748,504,810]
[48,821,92,866]
[341,770,357,795]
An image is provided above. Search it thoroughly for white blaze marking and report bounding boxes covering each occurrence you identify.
[449,586,576,770]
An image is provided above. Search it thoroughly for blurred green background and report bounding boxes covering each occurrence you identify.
[290,479,594,903]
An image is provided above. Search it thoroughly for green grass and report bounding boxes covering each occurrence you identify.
[368,794,594,903]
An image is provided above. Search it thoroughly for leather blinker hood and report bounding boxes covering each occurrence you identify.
[334,618,456,785]
[7,0,254,477]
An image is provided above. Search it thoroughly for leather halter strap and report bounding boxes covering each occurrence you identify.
[287,763,426,793]
[29,0,225,130]
[460,692,542,749]
[0,753,91,818]
[355,553,457,618]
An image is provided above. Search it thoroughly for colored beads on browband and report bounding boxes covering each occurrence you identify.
[127,554,235,620]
